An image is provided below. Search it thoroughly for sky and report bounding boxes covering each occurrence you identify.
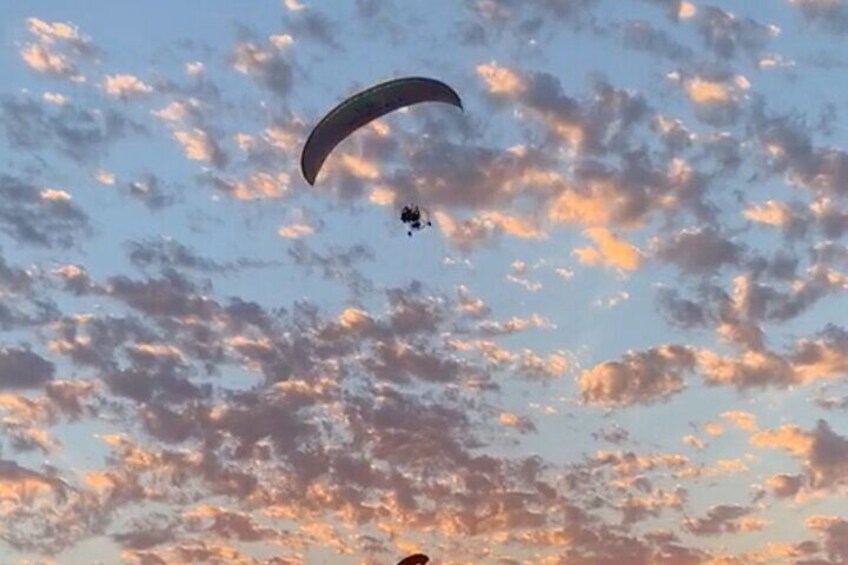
[0,0,848,563]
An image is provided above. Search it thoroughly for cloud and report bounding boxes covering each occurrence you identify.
[103,74,154,98]
[42,92,67,105]
[480,68,652,157]
[1,95,144,163]
[721,410,758,432]
[655,287,707,329]
[173,129,228,168]
[449,339,570,380]
[455,285,491,318]
[743,199,808,236]
[636,0,696,22]
[112,520,176,551]
[103,270,220,322]
[674,71,749,126]
[593,424,631,444]
[578,345,696,406]
[548,157,709,232]
[52,264,95,295]
[384,282,448,336]
[467,0,599,37]
[683,77,735,104]
[151,100,200,126]
[185,61,204,76]
[126,237,250,274]
[594,290,630,309]
[696,324,848,389]
[126,176,176,210]
[20,44,80,78]
[694,6,778,60]
[751,419,848,491]
[620,21,693,61]
[40,188,71,202]
[205,172,290,200]
[477,313,555,337]
[25,18,92,52]
[683,505,757,536]
[651,227,743,274]
[0,459,102,553]
[704,422,725,437]
[619,487,686,525]
[386,140,554,212]
[46,380,98,419]
[555,267,574,280]
[816,392,848,412]
[277,223,314,239]
[20,18,96,81]
[288,10,341,49]
[516,349,571,380]
[433,211,500,252]
[477,62,525,96]
[96,170,116,185]
[655,265,843,353]
[812,198,848,239]
[806,515,848,562]
[183,505,277,542]
[790,324,848,381]
[505,260,544,291]
[25,251,702,559]
[698,349,795,388]
[593,450,690,478]
[486,211,547,240]
[574,228,642,271]
[283,0,305,11]
[682,435,706,451]
[498,411,536,433]
[232,38,294,97]
[751,102,848,199]
[788,0,848,34]
[766,473,803,498]
[287,241,374,295]
[6,426,58,454]
[0,175,90,248]
[0,391,72,453]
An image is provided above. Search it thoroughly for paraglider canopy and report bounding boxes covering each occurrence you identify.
[300,76,463,186]
[396,553,429,565]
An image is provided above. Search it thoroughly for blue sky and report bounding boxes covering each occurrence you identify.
[1,0,848,563]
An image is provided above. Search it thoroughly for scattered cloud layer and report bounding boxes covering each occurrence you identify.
[1,0,847,562]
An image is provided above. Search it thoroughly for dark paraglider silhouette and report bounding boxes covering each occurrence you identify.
[300,76,463,186]
[300,76,461,238]
[396,553,429,565]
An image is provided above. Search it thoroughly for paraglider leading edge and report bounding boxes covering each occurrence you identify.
[300,76,463,186]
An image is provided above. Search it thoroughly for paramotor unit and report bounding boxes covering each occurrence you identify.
[400,204,432,237]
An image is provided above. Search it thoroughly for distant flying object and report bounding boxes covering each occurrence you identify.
[300,76,463,186]
[396,554,429,565]
[400,204,432,237]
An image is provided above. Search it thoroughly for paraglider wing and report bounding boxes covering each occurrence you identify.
[396,554,429,565]
[300,77,463,185]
